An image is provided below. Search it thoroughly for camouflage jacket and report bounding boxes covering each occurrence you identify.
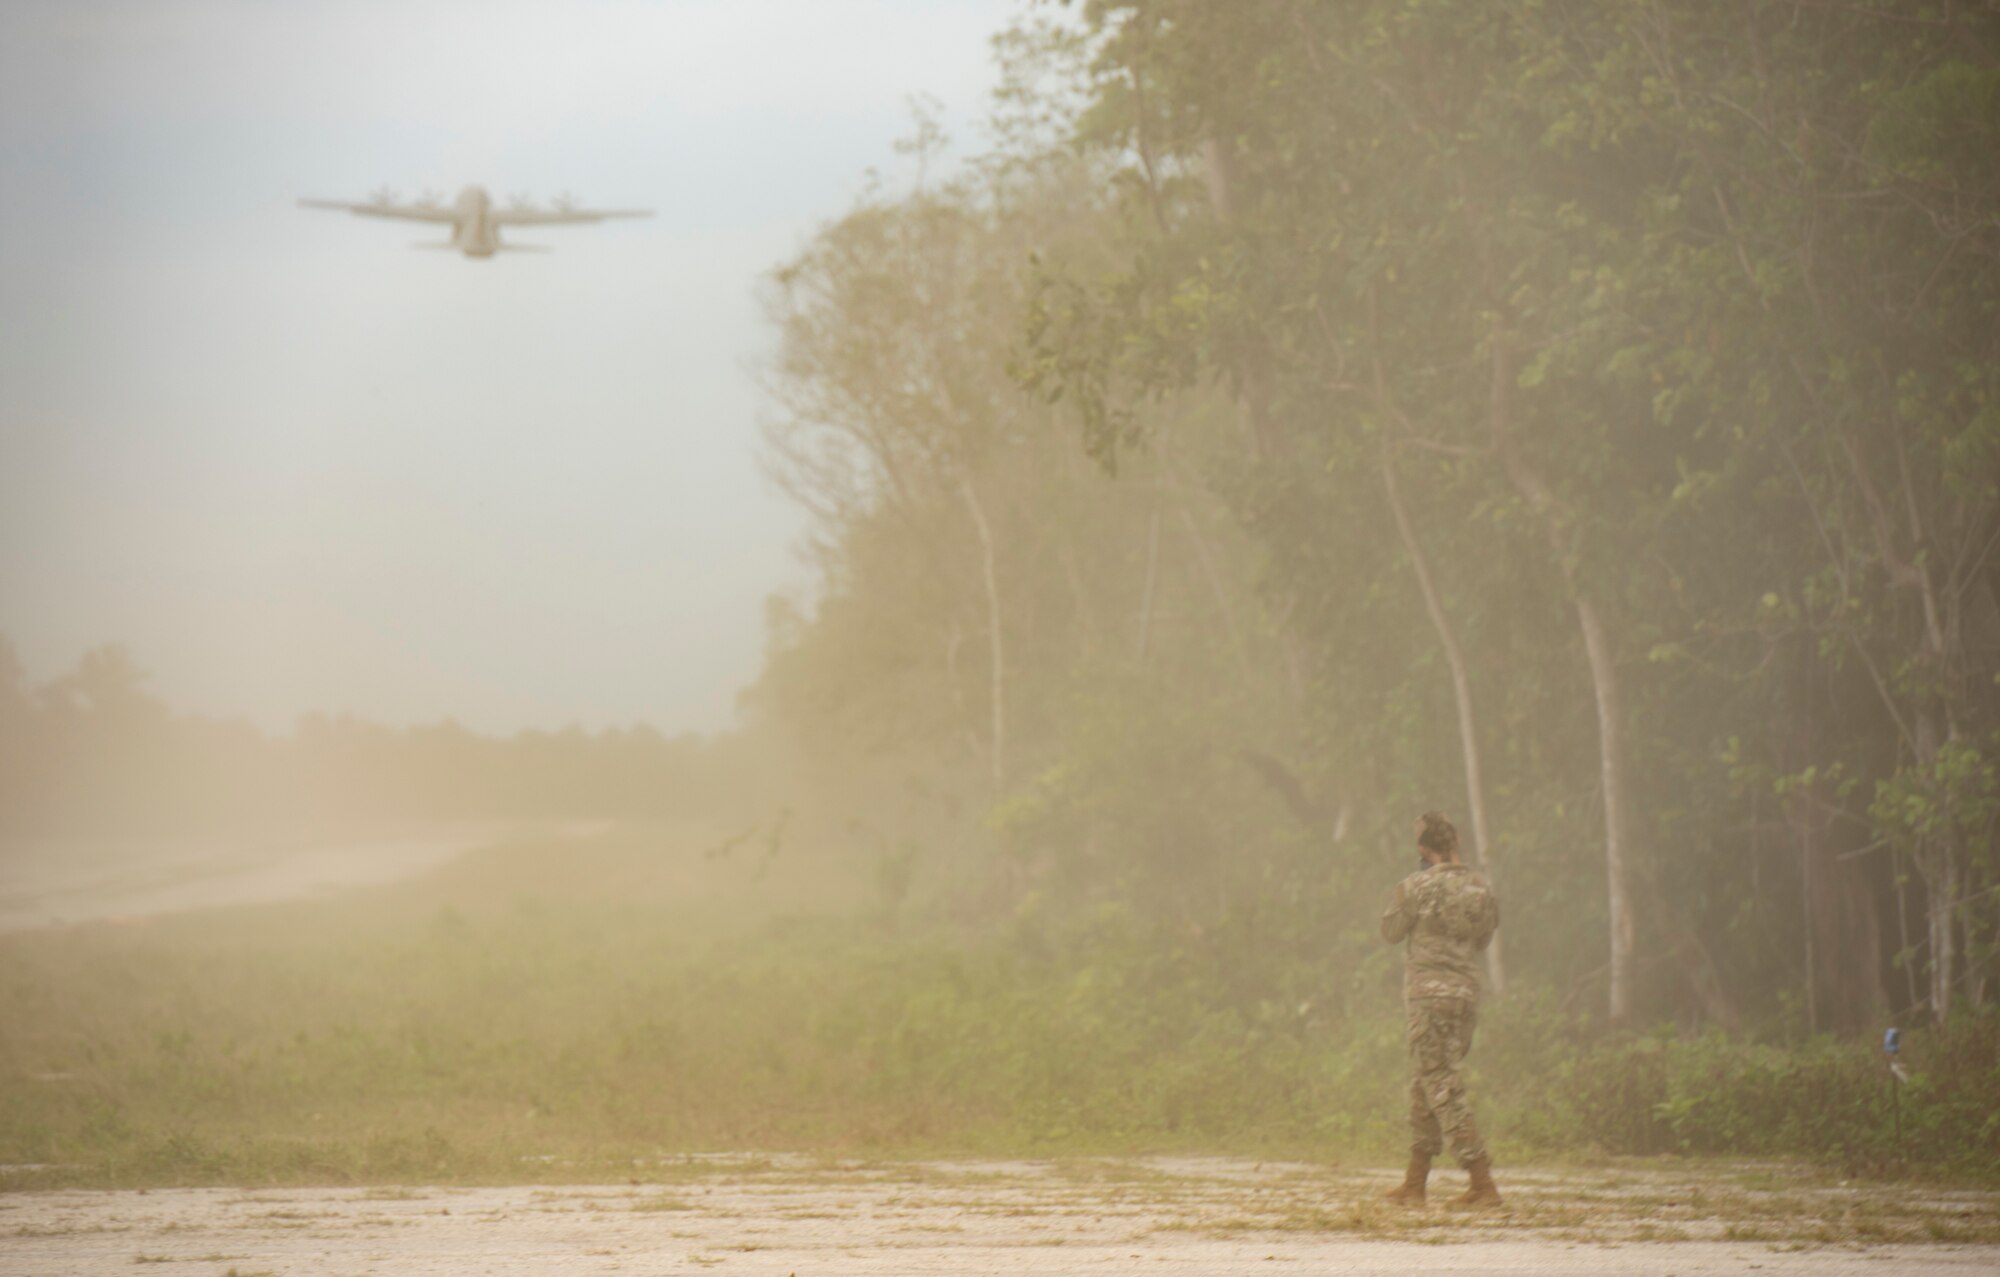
[1380,863,1499,1003]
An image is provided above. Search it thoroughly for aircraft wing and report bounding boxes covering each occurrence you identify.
[299,197,458,224]
[491,206,652,226]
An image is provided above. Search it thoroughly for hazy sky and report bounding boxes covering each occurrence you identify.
[0,0,1030,735]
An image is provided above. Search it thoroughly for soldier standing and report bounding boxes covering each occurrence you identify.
[1379,811,1502,1207]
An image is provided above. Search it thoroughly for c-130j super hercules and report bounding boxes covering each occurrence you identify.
[300,185,650,257]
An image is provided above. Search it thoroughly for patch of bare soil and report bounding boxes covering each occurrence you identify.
[3,1158,1996,1275]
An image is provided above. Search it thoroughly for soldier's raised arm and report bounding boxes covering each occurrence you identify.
[1381,878,1416,944]
[1473,887,1499,952]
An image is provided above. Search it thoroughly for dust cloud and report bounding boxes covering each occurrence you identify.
[3,6,1998,1272]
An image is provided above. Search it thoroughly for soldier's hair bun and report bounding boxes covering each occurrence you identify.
[1418,811,1459,855]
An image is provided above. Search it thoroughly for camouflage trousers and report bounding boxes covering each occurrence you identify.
[1405,996,1487,1168]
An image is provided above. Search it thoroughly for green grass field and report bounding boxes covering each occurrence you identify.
[3,825,1993,1190]
[5,823,1384,1188]
[0,824,932,1187]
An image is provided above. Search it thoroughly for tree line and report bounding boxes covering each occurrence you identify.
[0,638,749,838]
[752,0,2000,1035]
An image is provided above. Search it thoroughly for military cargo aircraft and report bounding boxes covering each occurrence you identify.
[299,185,650,257]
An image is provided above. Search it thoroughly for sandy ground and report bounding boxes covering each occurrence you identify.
[4,1157,1997,1276]
[0,821,609,934]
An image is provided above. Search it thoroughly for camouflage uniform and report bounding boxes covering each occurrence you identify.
[1381,864,1499,1168]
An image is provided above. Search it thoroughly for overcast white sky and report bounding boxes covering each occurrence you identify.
[0,0,1032,736]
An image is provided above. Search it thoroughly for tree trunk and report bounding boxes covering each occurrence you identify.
[1380,442,1506,996]
[1894,849,1922,1016]
[1801,815,1817,1037]
[1177,505,1250,676]
[1575,594,1639,1024]
[1929,845,1958,1024]
[1486,333,1638,1022]
[959,475,1006,790]
[1136,505,1162,659]
[1821,844,1888,1034]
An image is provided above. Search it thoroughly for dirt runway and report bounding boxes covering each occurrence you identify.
[0,821,609,934]
[5,1157,1996,1276]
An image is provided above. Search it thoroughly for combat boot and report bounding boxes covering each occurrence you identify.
[1449,1155,1502,1208]
[1380,1151,1431,1206]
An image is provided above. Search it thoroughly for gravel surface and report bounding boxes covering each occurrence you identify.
[5,1158,1996,1276]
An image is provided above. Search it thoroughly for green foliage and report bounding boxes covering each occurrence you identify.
[1872,740,2000,855]
[1001,0,2000,1031]
[1556,1017,2000,1174]
[4,835,1994,1187]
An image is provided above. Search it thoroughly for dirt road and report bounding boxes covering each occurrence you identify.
[5,1157,1995,1275]
[0,821,609,934]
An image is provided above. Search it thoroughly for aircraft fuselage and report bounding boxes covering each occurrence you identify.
[451,186,500,257]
